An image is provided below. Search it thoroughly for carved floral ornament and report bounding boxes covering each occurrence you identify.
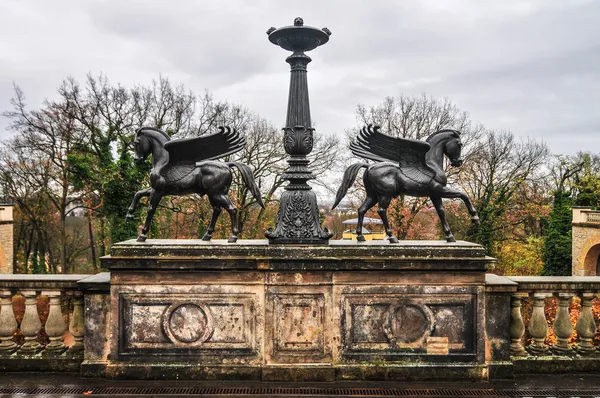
[162,302,214,346]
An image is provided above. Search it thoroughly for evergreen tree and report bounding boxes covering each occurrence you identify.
[542,191,572,275]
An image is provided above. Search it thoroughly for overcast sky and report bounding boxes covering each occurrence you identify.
[0,0,598,154]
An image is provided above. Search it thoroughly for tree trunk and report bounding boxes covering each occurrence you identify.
[87,209,97,271]
[98,217,106,257]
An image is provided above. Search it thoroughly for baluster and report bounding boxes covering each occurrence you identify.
[67,292,84,357]
[576,293,598,356]
[42,290,67,356]
[0,290,19,354]
[528,292,550,356]
[551,293,575,355]
[510,293,528,356]
[17,290,42,355]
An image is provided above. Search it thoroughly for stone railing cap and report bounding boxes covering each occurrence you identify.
[77,272,110,292]
[486,274,518,285]
[0,274,89,290]
[508,276,600,283]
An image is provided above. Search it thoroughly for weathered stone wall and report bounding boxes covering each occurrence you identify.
[101,240,492,381]
[0,205,14,274]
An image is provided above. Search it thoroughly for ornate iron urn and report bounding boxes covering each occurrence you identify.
[265,17,333,244]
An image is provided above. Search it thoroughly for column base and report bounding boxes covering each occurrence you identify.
[0,341,19,355]
[18,341,42,356]
[266,189,332,245]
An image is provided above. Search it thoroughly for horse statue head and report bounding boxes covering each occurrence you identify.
[425,129,463,168]
[133,127,170,165]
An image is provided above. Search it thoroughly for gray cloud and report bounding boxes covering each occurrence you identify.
[0,0,599,154]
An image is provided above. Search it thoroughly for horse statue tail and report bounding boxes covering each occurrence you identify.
[332,163,369,209]
[227,162,265,209]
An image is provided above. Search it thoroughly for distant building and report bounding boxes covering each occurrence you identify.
[0,203,14,274]
[572,207,600,275]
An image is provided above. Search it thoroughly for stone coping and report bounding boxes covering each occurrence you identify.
[104,239,493,271]
[485,274,518,293]
[0,274,89,290]
[508,276,600,292]
[78,272,110,292]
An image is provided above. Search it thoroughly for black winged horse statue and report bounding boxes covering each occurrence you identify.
[332,125,479,243]
[125,126,264,243]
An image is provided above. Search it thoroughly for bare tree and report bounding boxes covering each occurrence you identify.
[458,130,549,251]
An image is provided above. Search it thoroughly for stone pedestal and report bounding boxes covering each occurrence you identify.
[102,240,493,381]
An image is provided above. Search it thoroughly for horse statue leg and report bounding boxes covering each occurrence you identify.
[430,196,455,242]
[138,190,162,242]
[202,198,222,242]
[125,187,152,220]
[356,195,377,242]
[376,196,399,243]
[437,187,480,226]
[214,194,239,243]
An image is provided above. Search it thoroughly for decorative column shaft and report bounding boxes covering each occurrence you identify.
[17,290,42,355]
[576,293,598,356]
[0,290,18,354]
[42,290,67,356]
[286,53,311,128]
[551,293,575,355]
[509,293,528,356]
[265,17,333,244]
[68,292,85,357]
[527,292,550,356]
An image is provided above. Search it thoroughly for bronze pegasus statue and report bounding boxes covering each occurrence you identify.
[125,126,264,243]
[332,125,479,243]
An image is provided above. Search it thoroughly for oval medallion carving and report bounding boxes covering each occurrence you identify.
[162,302,213,346]
[383,303,435,346]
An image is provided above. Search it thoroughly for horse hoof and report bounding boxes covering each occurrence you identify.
[356,235,366,242]
[137,234,147,242]
[472,216,481,225]
[228,236,238,243]
[125,214,133,221]
[446,235,456,243]
[201,234,212,241]
[388,236,399,244]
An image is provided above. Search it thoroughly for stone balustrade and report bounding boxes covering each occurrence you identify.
[0,273,109,372]
[506,276,600,358]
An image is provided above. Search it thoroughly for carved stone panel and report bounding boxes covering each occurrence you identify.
[119,293,257,357]
[266,287,331,363]
[340,293,475,356]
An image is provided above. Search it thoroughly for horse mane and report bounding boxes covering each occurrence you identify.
[425,129,460,142]
[136,127,171,141]
[425,129,461,143]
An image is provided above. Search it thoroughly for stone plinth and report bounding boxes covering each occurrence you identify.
[101,240,493,381]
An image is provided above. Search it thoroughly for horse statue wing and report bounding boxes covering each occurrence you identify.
[164,126,245,165]
[160,126,245,182]
[350,124,436,184]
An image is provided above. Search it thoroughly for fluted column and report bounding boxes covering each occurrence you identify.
[42,290,67,356]
[0,290,19,354]
[67,292,84,357]
[576,293,598,356]
[285,53,312,128]
[551,293,575,355]
[510,293,528,356]
[528,292,550,356]
[17,290,42,355]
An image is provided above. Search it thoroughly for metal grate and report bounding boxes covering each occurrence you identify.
[2,386,600,396]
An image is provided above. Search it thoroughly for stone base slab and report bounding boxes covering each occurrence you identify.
[0,355,81,372]
[102,363,488,381]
